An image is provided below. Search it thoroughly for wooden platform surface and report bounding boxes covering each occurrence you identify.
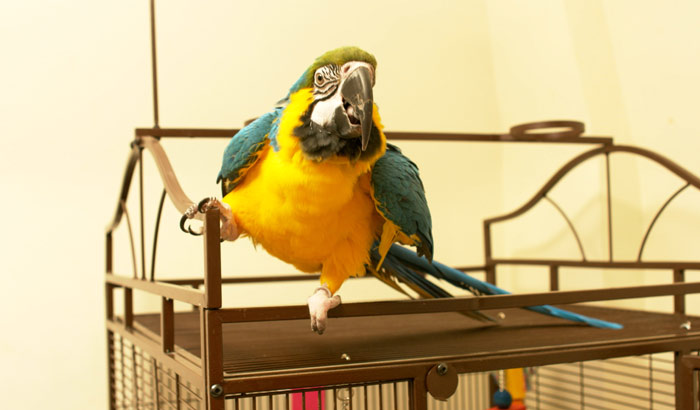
[135,305,700,376]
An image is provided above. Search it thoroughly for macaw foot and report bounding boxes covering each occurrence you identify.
[179,197,239,241]
[307,285,341,335]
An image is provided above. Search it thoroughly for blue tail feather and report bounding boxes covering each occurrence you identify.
[386,244,623,330]
[382,250,452,298]
[372,247,498,323]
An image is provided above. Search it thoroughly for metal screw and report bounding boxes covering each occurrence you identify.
[341,353,351,361]
[681,321,691,330]
[437,363,448,376]
[210,384,223,398]
[498,312,506,320]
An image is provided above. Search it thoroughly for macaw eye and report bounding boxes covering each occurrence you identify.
[314,72,325,86]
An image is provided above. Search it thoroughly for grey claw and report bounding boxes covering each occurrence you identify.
[180,203,203,236]
[198,197,214,213]
[179,214,189,234]
[181,197,235,240]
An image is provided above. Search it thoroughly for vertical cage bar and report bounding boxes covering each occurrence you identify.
[161,297,174,353]
[488,372,497,407]
[605,152,613,261]
[695,363,700,410]
[139,147,146,280]
[348,385,354,410]
[536,367,540,409]
[674,269,686,314]
[204,209,222,308]
[106,284,115,321]
[483,221,495,285]
[549,265,559,291]
[175,373,181,410]
[202,308,224,410]
[120,336,127,407]
[132,344,140,409]
[579,362,585,408]
[468,374,473,409]
[411,377,428,410]
[191,284,199,312]
[107,330,116,410]
[648,355,653,409]
[106,233,113,273]
[149,0,160,128]
[200,307,209,410]
[675,350,691,409]
[485,266,496,286]
[125,287,134,329]
[478,372,484,409]
[467,372,472,409]
[153,357,161,410]
[393,383,398,410]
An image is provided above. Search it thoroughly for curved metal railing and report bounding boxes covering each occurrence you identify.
[106,136,214,239]
[484,144,700,263]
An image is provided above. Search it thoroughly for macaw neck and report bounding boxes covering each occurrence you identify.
[275,88,386,172]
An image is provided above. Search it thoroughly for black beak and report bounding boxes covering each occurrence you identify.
[340,66,373,151]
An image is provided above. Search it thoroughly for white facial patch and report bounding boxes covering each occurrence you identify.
[310,91,343,127]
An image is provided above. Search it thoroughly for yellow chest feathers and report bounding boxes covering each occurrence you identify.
[223,145,383,269]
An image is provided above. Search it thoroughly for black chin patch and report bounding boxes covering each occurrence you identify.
[294,102,382,162]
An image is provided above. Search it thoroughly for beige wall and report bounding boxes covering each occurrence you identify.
[486,1,700,314]
[2,1,700,408]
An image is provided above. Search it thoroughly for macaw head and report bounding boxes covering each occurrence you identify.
[282,46,383,162]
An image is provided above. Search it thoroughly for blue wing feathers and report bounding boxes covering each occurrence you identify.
[372,144,434,259]
[218,109,282,195]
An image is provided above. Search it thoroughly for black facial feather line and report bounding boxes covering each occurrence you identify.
[293,101,382,162]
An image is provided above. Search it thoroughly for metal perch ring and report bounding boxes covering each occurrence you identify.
[510,120,585,140]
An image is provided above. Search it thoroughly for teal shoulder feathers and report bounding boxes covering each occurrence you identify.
[371,144,434,260]
[217,108,283,196]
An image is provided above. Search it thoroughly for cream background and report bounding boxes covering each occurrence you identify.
[2,1,700,408]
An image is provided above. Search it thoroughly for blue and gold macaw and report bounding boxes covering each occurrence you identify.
[185,46,622,334]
